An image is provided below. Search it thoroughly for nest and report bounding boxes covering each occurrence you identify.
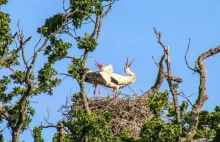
[72,96,152,138]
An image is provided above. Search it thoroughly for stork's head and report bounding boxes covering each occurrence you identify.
[124,57,135,76]
[94,60,104,71]
[125,57,134,69]
[94,61,113,74]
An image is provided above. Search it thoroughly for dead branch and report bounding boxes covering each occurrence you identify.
[153,28,182,138]
[178,91,193,106]
[152,56,159,67]
[184,38,198,73]
[102,0,114,18]
[17,21,29,68]
[143,54,165,98]
[186,46,220,141]
[128,85,138,96]
[153,27,168,55]
[163,72,182,83]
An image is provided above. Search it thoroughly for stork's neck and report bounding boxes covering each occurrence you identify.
[102,64,113,75]
[124,67,135,77]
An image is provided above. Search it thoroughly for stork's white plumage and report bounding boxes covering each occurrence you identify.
[85,70,112,98]
[94,61,114,95]
[95,57,136,97]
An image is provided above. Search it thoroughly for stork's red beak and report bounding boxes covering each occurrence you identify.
[126,57,134,67]
[94,60,102,70]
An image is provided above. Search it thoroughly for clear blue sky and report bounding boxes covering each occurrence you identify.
[2,0,220,141]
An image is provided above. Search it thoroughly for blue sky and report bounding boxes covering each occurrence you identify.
[2,0,220,141]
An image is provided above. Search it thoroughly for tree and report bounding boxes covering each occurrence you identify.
[1,0,220,142]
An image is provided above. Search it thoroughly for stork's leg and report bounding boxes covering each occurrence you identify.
[93,83,97,99]
[98,85,102,96]
[114,91,118,99]
[113,88,119,99]
[114,87,119,98]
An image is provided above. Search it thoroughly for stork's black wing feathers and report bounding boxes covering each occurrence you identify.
[110,77,119,84]
[85,71,110,84]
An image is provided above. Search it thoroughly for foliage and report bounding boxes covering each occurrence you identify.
[37,63,61,95]
[68,58,88,80]
[0,133,3,142]
[33,127,44,142]
[61,110,116,142]
[52,133,72,142]
[147,91,169,117]
[0,10,12,53]
[139,119,180,142]
[37,13,65,37]
[69,0,104,28]
[0,0,8,5]
[2,0,220,142]
[44,38,72,64]
[76,33,98,52]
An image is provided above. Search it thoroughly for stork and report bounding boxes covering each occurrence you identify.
[94,61,113,95]
[95,57,136,98]
[85,69,111,99]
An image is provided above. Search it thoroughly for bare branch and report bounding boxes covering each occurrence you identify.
[184,38,198,73]
[96,17,103,40]
[166,47,182,136]
[65,30,77,40]
[21,41,28,68]
[143,54,165,98]
[89,16,96,24]
[152,56,159,67]
[127,85,138,96]
[91,16,101,38]
[178,91,193,106]
[163,72,182,83]
[153,28,182,139]
[102,0,114,18]
[186,46,220,141]
[153,27,168,55]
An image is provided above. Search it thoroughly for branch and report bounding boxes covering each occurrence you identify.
[102,0,114,18]
[184,38,198,73]
[0,107,10,121]
[153,28,182,139]
[152,56,159,67]
[143,54,165,98]
[166,46,182,136]
[153,27,168,55]
[178,91,194,107]
[77,1,116,116]
[186,46,220,141]
[163,73,182,83]
[27,9,78,84]
[90,16,101,38]
[127,85,138,96]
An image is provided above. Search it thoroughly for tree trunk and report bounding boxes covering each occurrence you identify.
[12,131,20,142]
[57,123,64,142]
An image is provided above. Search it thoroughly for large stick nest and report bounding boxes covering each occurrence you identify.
[72,96,152,138]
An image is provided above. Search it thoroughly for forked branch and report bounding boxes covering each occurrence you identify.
[186,46,220,141]
[154,28,182,136]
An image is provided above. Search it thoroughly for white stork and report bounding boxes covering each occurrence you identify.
[95,57,136,98]
[85,69,112,99]
[94,61,113,95]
